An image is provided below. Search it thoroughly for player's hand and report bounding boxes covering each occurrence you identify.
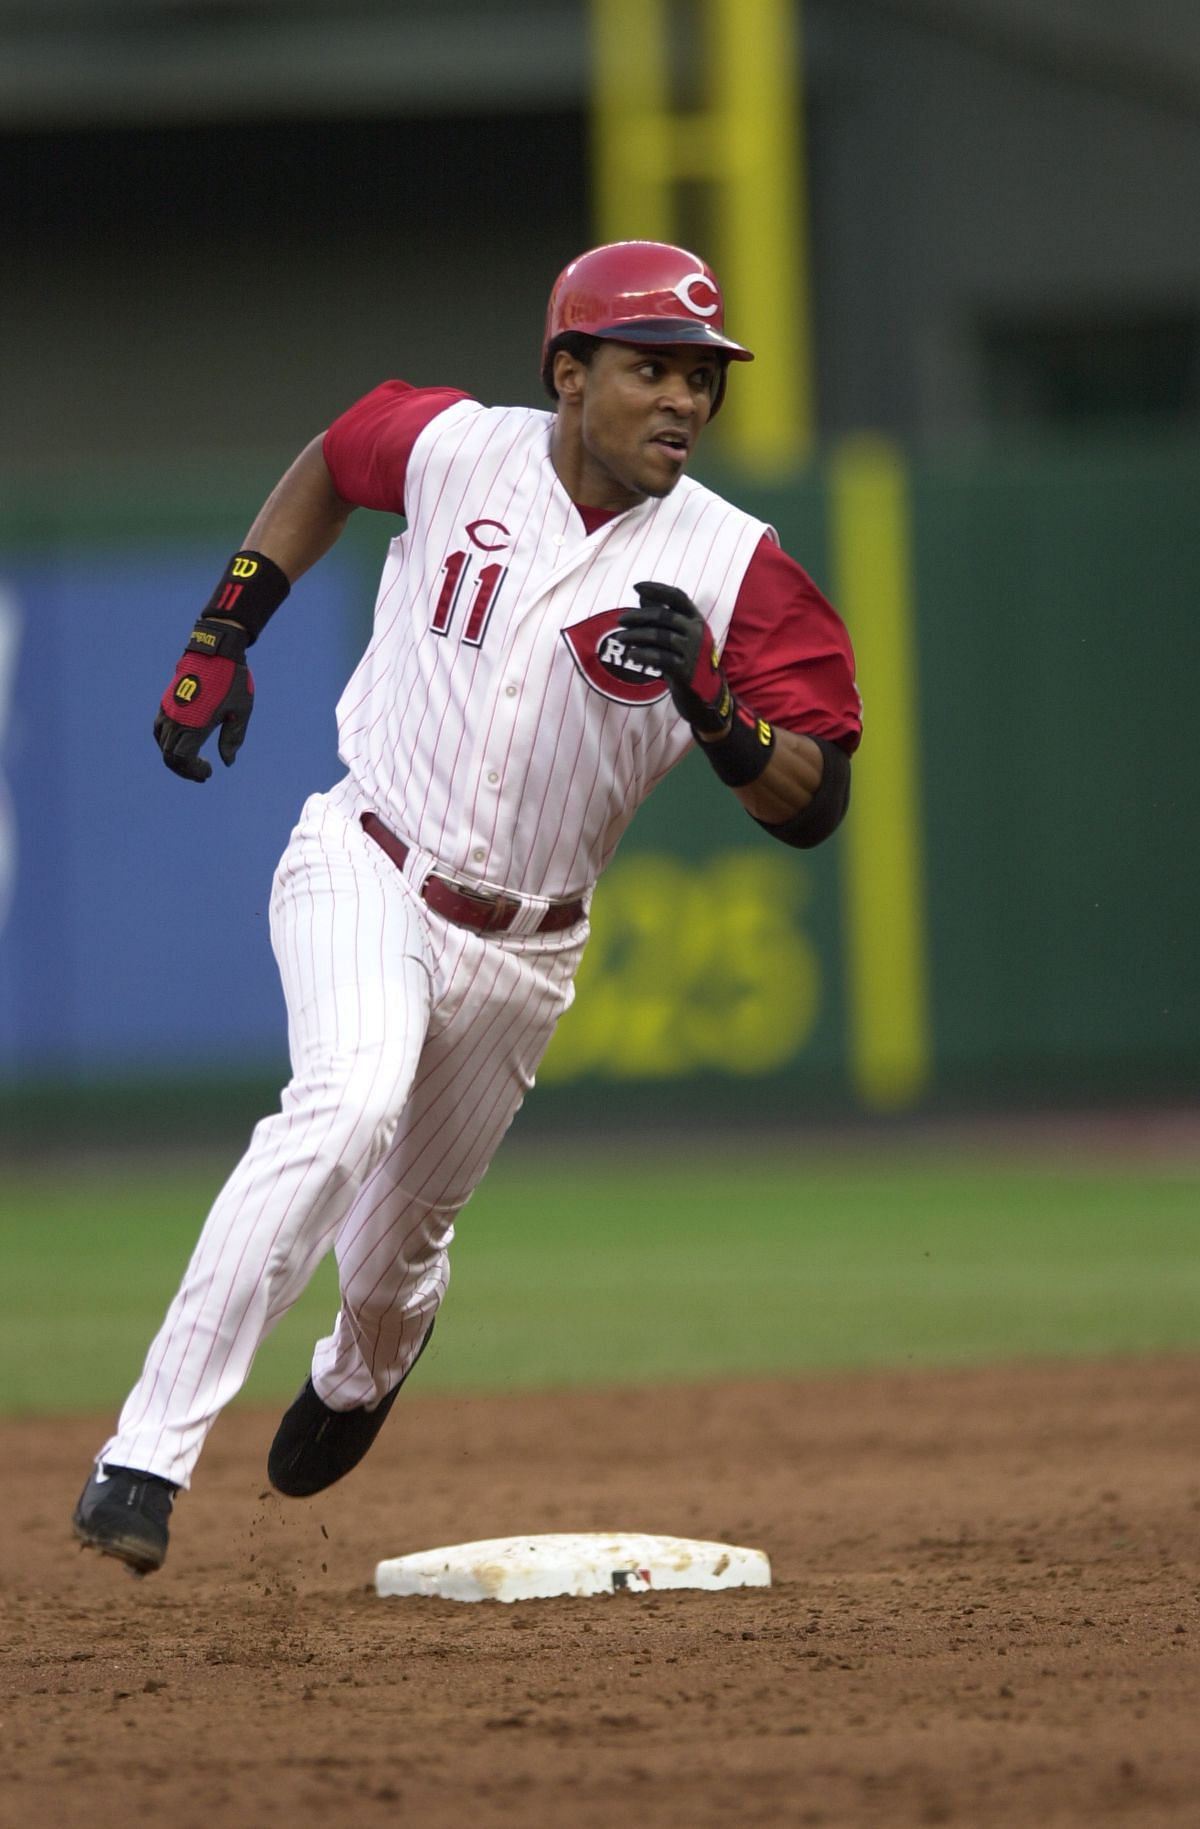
[618,581,732,734]
[154,617,255,782]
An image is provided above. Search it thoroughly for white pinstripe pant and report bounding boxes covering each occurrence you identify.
[99,785,586,1489]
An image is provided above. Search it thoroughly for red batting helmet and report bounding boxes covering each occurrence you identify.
[541,240,754,415]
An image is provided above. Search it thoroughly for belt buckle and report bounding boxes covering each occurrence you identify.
[429,873,520,934]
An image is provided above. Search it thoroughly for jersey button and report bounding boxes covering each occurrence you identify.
[487,770,499,785]
[473,848,486,862]
[505,684,518,698]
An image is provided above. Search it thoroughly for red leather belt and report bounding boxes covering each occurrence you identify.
[360,813,585,936]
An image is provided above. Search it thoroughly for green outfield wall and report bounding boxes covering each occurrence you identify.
[546,434,1200,1118]
[1,434,1197,1136]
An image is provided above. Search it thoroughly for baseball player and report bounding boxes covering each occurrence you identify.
[73,240,862,1575]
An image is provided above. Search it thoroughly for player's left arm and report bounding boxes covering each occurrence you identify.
[720,723,852,848]
[617,567,858,849]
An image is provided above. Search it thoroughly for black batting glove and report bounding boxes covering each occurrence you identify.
[154,618,255,783]
[621,580,779,787]
[618,581,732,734]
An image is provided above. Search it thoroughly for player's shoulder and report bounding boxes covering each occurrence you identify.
[669,472,774,540]
[418,394,554,446]
[411,389,550,427]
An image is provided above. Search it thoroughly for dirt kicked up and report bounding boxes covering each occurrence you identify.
[2,1355,1197,1829]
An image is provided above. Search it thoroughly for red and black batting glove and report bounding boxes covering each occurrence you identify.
[618,581,732,734]
[154,618,255,782]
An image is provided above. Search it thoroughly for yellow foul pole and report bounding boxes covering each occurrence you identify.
[590,0,675,244]
[829,438,931,1109]
[589,0,812,469]
[590,2,930,1109]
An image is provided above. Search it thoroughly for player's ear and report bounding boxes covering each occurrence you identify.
[553,348,587,405]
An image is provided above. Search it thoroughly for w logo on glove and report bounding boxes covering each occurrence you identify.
[155,618,255,782]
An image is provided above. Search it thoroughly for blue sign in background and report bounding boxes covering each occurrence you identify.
[0,548,360,1081]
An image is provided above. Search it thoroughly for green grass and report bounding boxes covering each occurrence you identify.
[2,1141,1198,1413]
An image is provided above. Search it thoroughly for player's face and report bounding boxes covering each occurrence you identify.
[562,342,721,509]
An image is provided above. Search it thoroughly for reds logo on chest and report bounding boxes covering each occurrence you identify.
[561,610,671,706]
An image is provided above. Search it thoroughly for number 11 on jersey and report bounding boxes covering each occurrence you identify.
[431,552,508,647]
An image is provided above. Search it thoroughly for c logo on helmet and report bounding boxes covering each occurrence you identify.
[671,273,719,319]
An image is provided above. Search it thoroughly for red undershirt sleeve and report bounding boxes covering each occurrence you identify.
[322,380,474,516]
[720,535,863,752]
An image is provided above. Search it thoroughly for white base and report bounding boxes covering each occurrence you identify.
[374,1531,771,1603]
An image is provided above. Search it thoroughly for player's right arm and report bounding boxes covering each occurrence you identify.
[240,434,356,579]
[154,381,469,783]
[153,437,354,783]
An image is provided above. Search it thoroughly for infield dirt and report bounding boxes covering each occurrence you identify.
[2,1355,1197,1828]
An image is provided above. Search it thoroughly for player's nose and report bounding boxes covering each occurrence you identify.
[656,372,697,416]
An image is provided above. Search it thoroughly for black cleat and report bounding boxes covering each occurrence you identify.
[72,1464,178,1576]
[267,1320,434,1498]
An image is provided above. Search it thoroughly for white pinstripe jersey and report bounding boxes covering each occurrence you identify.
[335,399,771,901]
